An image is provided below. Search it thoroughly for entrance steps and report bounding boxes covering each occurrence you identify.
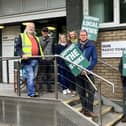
[63,96,124,126]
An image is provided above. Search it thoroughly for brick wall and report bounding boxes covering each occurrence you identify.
[94,29,126,100]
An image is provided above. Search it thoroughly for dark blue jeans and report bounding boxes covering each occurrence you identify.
[67,69,76,91]
[58,65,70,90]
[76,74,95,112]
[22,59,38,96]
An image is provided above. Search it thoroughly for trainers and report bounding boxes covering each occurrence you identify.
[29,94,38,97]
[67,89,71,94]
[71,91,76,96]
[63,90,67,95]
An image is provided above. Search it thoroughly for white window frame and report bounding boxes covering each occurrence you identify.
[83,0,126,28]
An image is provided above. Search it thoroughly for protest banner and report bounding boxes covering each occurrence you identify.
[82,15,99,41]
[60,44,89,76]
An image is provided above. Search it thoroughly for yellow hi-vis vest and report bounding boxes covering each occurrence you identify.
[20,33,45,59]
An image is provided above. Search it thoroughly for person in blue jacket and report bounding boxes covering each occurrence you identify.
[76,30,97,117]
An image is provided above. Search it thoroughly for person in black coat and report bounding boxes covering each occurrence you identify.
[55,34,71,95]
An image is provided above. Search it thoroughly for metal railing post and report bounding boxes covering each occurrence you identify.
[54,56,58,99]
[6,60,9,83]
[16,61,21,96]
[98,79,102,126]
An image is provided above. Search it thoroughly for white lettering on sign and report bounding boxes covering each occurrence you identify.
[83,27,97,34]
[83,21,98,28]
[66,49,79,61]
[74,55,84,64]
[61,44,74,57]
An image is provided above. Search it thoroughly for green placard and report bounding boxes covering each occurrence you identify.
[60,44,89,76]
[81,15,100,41]
[123,50,126,76]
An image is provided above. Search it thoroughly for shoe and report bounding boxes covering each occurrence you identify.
[35,92,39,96]
[81,110,91,117]
[67,89,71,94]
[80,108,85,115]
[88,112,98,118]
[71,91,76,96]
[29,95,38,97]
[63,90,67,95]
[121,116,126,122]
[81,110,97,118]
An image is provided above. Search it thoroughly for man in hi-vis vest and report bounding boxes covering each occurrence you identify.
[15,22,44,97]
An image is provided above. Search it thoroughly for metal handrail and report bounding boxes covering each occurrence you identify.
[98,57,118,71]
[0,55,115,126]
[0,55,115,93]
[56,55,115,93]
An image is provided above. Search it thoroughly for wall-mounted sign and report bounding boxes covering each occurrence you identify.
[81,16,100,41]
[101,41,126,58]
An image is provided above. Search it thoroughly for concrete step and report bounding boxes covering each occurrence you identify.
[63,96,80,104]
[70,100,99,112]
[102,112,123,126]
[64,96,99,106]
[73,104,112,115]
[63,93,123,126]
[94,105,113,115]
[72,103,116,126]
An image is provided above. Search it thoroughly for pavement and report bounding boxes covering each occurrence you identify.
[0,83,76,101]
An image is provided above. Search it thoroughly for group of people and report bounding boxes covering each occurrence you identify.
[15,22,98,118]
[56,30,97,118]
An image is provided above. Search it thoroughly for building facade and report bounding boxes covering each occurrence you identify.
[81,0,126,99]
[0,0,66,83]
[0,0,125,99]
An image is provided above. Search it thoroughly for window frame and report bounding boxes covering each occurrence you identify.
[83,0,126,28]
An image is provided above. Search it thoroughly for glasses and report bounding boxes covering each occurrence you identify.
[80,34,87,36]
[42,30,48,32]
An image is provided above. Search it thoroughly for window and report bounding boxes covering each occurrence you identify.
[83,0,126,28]
[120,0,126,23]
[89,0,113,23]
